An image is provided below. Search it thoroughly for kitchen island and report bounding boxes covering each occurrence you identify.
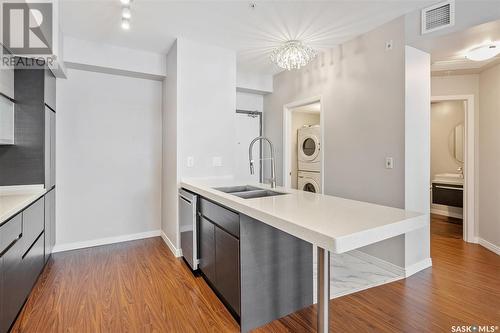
[181,179,429,333]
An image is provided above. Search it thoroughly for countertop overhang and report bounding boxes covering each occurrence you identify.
[181,179,428,254]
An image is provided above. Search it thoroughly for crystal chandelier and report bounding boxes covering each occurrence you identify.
[270,40,317,71]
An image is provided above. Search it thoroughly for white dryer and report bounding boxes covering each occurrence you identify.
[298,171,321,193]
[298,125,321,172]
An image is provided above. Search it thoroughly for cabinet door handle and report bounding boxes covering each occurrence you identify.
[435,185,463,191]
[0,233,22,258]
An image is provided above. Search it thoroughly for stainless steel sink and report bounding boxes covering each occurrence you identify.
[213,185,287,199]
[214,185,261,193]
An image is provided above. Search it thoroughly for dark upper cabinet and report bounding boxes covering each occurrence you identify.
[44,188,56,262]
[44,68,56,111]
[215,227,240,316]
[199,217,216,284]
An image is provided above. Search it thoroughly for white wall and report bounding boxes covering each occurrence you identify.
[178,38,237,179]
[403,46,431,268]
[161,38,237,251]
[161,41,180,253]
[236,91,263,112]
[56,68,163,248]
[64,36,166,79]
[264,17,406,209]
[236,71,273,94]
[478,63,500,250]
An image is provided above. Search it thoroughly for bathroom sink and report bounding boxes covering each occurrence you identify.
[213,185,287,199]
[433,173,464,184]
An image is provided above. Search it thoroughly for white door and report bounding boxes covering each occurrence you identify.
[235,112,260,182]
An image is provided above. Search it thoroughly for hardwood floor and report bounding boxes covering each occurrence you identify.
[12,216,499,332]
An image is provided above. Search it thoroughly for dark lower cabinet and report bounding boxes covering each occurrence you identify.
[0,220,24,333]
[432,183,463,207]
[0,193,51,333]
[199,217,216,283]
[215,227,240,316]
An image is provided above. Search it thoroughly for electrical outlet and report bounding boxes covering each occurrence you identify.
[187,156,194,168]
[385,157,394,169]
[212,156,222,167]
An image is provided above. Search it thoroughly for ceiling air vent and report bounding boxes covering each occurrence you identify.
[421,0,455,35]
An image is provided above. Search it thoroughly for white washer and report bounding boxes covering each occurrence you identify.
[298,171,321,193]
[298,125,321,172]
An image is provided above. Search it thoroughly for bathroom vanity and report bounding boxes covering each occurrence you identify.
[181,180,429,333]
[432,173,464,208]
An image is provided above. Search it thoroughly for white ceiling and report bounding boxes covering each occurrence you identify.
[426,19,500,74]
[60,0,433,75]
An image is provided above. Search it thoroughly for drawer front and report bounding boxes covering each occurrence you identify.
[199,217,216,284]
[432,183,463,208]
[21,232,45,296]
[22,197,45,253]
[200,198,239,238]
[0,234,25,333]
[0,214,22,255]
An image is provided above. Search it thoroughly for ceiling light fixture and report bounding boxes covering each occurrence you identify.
[122,7,131,19]
[120,0,131,5]
[270,40,317,71]
[465,42,500,61]
[121,18,130,30]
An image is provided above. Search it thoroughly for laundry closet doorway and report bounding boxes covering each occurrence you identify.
[283,96,324,193]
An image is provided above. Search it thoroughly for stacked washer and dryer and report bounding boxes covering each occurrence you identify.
[297,125,321,193]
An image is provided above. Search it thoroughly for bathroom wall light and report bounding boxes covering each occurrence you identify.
[121,18,130,30]
[465,42,500,61]
[120,0,131,5]
[122,7,131,19]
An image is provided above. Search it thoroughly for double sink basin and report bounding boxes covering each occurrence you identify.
[214,185,288,199]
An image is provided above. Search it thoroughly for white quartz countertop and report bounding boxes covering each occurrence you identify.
[0,185,47,226]
[181,179,428,254]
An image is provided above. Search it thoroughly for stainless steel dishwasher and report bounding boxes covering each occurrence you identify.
[179,188,198,270]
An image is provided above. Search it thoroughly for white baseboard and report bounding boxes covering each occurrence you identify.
[350,250,432,278]
[160,231,182,257]
[350,250,405,276]
[404,258,433,277]
[53,230,162,253]
[477,238,500,255]
[431,207,463,219]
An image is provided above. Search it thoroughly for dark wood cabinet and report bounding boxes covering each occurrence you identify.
[199,217,216,284]
[432,183,463,208]
[215,227,240,316]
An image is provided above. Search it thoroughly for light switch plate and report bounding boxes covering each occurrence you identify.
[212,156,222,167]
[385,157,394,169]
[187,156,194,168]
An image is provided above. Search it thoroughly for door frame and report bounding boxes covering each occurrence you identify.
[236,109,263,183]
[283,96,324,193]
[431,95,475,243]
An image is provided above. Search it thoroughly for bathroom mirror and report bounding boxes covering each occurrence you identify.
[449,123,464,163]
